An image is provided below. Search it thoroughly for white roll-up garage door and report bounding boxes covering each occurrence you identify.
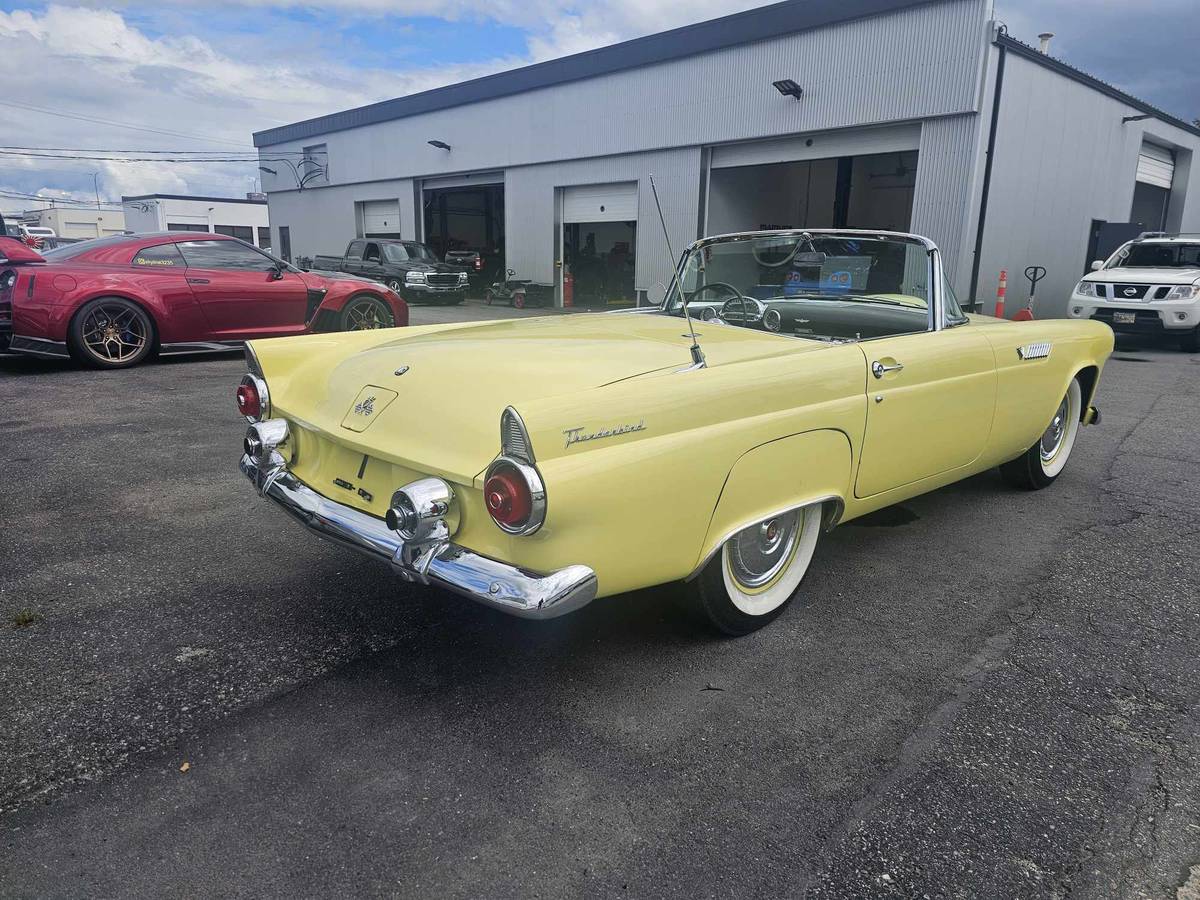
[362,199,401,234]
[562,182,638,223]
[1136,143,1174,189]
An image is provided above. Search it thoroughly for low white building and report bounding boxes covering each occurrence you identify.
[121,194,271,249]
[21,207,126,240]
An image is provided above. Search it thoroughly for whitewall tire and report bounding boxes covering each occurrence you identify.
[688,503,823,635]
[1000,377,1083,489]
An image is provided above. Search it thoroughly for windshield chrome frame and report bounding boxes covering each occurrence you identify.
[659,228,947,336]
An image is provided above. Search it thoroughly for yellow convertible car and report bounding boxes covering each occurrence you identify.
[237,230,1113,634]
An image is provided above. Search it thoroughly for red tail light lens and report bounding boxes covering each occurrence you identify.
[485,465,531,528]
[236,383,260,419]
[236,373,269,422]
[474,257,482,270]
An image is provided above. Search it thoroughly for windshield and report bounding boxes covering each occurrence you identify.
[663,233,939,341]
[1111,242,1200,268]
[384,242,436,263]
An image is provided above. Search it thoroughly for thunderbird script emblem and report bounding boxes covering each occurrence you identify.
[354,395,376,416]
[563,420,646,449]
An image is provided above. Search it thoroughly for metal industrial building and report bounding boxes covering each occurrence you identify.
[254,0,1200,315]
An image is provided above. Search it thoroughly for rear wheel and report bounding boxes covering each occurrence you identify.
[340,294,395,331]
[1000,377,1082,490]
[1179,327,1200,353]
[68,297,154,369]
[685,503,823,635]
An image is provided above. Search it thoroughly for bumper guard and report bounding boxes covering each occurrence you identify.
[240,453,596,619]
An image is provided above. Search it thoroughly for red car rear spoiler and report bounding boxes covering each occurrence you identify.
[0,236,46,264]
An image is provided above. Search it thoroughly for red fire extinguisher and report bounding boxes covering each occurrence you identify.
[563,271,574,308]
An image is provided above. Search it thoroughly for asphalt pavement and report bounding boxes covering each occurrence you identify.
[1,322,1197,899]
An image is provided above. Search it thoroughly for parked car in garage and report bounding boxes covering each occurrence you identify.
[235,228,1113,635]
[1068,232,1200,351]
[313,239,468,305]
[0,233,407,369]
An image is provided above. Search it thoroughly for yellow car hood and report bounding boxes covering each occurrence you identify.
[256,312,825,482]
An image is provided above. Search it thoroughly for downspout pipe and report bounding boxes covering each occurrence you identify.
[968,25,1007,310]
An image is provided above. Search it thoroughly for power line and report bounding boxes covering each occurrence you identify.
[0,145,315,156]
[0,99,253,148]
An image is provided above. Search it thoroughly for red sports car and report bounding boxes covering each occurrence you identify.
[0,232,408,369]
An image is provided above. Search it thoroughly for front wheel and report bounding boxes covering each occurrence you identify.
[68,297,155,369]
[1000,377,1083,489]
[685,503,823,635]
[340,294,395,331]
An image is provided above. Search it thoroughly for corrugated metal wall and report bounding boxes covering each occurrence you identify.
[978,50,1200,317]
[258,0,988,196]
[911,114,982,295]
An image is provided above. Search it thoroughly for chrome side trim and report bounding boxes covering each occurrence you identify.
[7,335,69,358]
[240,454,595,619]
[685,494,843,582]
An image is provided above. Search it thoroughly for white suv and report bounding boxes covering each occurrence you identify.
[1067,234,1200,352]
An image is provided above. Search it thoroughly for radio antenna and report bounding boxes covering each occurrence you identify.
[649,174,705,370]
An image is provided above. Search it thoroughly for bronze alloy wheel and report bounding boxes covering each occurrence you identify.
[341,295,395,331]
[69,297,154,369]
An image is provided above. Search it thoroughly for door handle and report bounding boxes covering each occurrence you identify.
[187,277,210,285]
[871,360,904,379]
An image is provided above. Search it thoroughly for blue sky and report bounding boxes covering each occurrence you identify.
[0,0,1196,211]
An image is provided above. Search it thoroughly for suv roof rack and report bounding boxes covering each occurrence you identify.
[1135,231,1200,240]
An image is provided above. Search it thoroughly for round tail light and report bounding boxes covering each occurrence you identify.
[483,458,545,535]
[237,374,269,422]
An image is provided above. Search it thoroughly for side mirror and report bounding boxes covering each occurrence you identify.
[1090,260,1104,271]
[270,265,285,280]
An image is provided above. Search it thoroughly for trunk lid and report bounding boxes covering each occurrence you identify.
[277,313,825,482]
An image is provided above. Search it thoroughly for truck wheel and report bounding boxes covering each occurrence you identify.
[340,294,395,331]
[68,297,155,369]
[685,503,823,636]
[1179,327,1200,353]
[1000,378,1082,490]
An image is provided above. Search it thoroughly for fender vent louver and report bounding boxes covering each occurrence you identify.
[501,406,535,464]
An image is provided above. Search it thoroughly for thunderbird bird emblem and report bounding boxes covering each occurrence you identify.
[563,420,646,449]
[354,395,376,416]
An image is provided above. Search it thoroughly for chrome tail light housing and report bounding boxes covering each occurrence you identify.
[237,373,270,423]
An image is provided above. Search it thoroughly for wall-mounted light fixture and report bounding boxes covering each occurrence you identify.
[1121,114,1151,124]
[772,79,804,100]
[428,140,452,151]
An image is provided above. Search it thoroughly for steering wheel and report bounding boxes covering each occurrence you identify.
[686,281,745,319]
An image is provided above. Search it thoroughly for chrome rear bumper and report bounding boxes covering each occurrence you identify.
[240,453,597,619]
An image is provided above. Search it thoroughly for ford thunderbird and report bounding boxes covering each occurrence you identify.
[237,229,1113,634]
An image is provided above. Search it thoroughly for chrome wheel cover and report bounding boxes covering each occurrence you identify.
[81,303,148,362]
[1040,396,1070,462]
[727,510,801,589]
[344,297,392,330]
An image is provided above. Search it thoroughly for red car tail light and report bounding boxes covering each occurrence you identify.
[237,373,270,422]
[474,257,482,271]
[483,458,545,535]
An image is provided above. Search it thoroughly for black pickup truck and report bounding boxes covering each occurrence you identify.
[312,239,469,305]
